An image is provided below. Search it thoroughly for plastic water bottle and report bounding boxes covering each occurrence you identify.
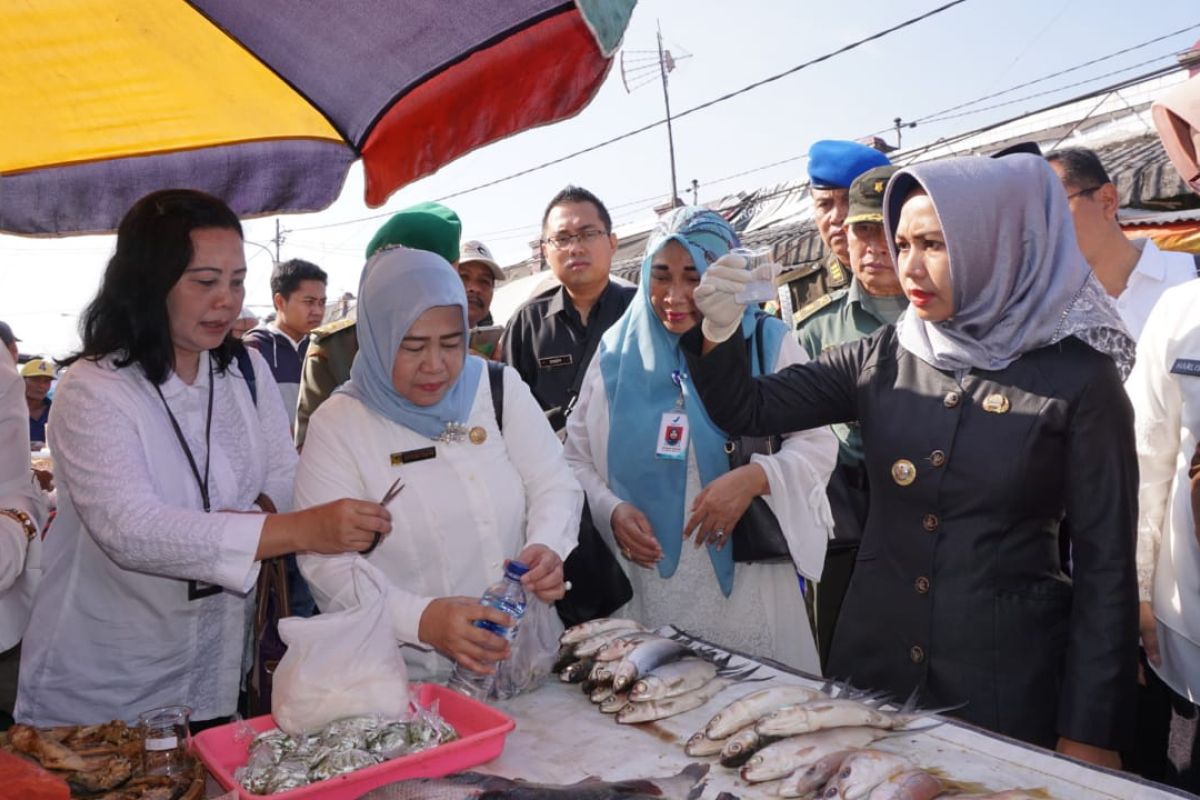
[447,560,529,700]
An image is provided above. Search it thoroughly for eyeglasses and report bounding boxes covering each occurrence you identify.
[542,229,608,250]
[1065,185,1103,201]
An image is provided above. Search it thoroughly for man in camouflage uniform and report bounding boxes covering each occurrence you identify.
[778,139,891,325]
[294,202,462,448]
[795,164,907,668]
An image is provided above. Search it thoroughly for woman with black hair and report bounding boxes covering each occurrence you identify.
[14,189,390,727]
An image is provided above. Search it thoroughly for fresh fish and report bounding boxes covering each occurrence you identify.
[704,685,830,739]
[865,769,946,800]
[552,643,579,673]
[616,678,731,724]
[684,729,731,757]
[944,792,1050,799]
[778,749,855,797]
[360,763,710,799]
[559,657,595,683]
[600,691,631,714]
[741,727,889,783]
[820,749,914,800]
[595,633,668,662]
[756,695,939,738]
[719,726,779,768]
[629,658,718,701]
[590,660,613,683]
[560,617,644,646]
[612,639,694,691]
[590,683,616,704]
[575,627,649,657]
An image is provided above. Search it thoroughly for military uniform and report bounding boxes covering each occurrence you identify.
[774,252,850,322]
[294,317,357,448]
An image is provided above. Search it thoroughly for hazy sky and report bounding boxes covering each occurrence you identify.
[4,0,1198,357]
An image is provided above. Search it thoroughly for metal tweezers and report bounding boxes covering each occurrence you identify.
[362,476,404,555]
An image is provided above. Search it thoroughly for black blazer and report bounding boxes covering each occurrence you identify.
[682,325,1138,751]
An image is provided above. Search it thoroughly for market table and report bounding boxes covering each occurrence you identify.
[205,627,1193,799]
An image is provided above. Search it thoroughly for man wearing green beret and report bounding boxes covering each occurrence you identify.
[795,164,908,668]
[294,201,462,448]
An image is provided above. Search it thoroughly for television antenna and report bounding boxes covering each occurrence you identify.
[620,22,691,208]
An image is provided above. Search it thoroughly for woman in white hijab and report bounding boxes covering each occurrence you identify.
[294,246,582,680]
[680,154,1138,768]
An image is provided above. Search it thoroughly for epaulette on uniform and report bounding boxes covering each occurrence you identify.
[309,317,355,342]
[793,288,846,325]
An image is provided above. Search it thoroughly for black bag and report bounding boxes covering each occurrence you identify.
[232,345,293,717]
[512,330,633,627]
[728,316,790,564]
[556,502,634,627]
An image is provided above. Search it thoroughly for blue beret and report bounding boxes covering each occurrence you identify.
[807,140,892,189]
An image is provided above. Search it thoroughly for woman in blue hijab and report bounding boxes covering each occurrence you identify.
[563,207,837,671]
[294,246,582,680]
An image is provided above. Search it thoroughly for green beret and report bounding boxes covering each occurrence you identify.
[365,202,462,262]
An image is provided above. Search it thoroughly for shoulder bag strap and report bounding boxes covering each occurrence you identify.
[486,360,505,433]
[233,343,258,406]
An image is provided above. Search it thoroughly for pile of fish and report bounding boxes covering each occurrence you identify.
[235,711,458,795]
[554,618,762,725]
[690,685,1047,799]
[360,762,737,799]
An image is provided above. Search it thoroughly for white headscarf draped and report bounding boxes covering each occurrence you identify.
[882,154,1134,378]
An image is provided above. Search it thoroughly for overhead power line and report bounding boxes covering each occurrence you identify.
[288,0,971,234]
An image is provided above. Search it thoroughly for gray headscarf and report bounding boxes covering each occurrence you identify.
[882,154,1134,378]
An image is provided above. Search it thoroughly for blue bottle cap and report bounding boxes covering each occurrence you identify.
[504,560,530,579]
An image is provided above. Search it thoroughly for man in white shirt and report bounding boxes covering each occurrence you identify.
[1046,147,1197,340]
[0,346,47,727]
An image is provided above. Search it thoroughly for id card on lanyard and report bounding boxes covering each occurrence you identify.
[656,369,689,461]
[156,362,222,601]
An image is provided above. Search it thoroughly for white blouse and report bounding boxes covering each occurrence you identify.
[0,347,46,651]
[295,363,582,680]
[1128,280,1200,701]
[16,350,297,725]
[563,334,837,671]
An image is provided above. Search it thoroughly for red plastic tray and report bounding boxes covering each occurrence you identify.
[192,683,515,800]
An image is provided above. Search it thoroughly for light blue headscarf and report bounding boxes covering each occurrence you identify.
[338,247,482,439]
[599,207,787,597]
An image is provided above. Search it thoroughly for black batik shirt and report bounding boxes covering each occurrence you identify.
[501,280,636,413]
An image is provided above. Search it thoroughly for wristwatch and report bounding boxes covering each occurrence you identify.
[0,509,37,541]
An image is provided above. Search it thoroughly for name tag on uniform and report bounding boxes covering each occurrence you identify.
[1171,358,1200,377]
[538,354,573,369]
[391,447,436,465]
[656,412,689,460]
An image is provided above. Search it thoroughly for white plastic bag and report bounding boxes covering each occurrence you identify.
[271,559,409,735]
[493,597,563,699]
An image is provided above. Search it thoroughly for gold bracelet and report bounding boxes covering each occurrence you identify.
[0,509,37,542]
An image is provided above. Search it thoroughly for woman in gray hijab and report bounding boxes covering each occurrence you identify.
[680,153,1138,768]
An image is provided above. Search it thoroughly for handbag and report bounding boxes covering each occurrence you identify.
[247,494,291,718]
[728,315,791,564]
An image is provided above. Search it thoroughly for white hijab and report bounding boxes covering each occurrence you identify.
[882,154,1134,378]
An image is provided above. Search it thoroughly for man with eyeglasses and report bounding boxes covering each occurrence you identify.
[1047,147,1197,340]
[501,185,634,430]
